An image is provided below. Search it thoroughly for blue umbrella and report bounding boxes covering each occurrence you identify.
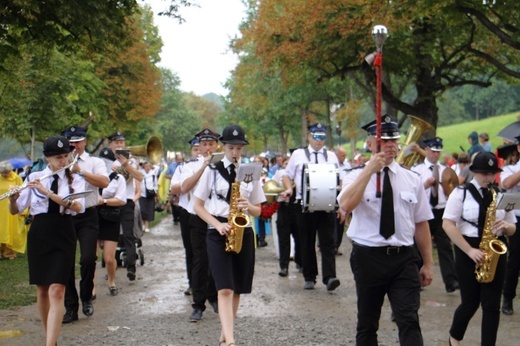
[8,157,33,169]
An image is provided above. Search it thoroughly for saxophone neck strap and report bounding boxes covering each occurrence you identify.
[463,182,495,239]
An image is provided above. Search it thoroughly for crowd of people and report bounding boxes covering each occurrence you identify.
[2,120,520,346]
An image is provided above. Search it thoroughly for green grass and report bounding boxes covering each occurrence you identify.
[0,211,168,310]
[0,253,35,309]
[437,111,520,155]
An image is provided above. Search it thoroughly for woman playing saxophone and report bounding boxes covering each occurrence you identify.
[193,124,265,346]
[443,151,516,346]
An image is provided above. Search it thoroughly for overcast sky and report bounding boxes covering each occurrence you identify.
[146,0,247,96]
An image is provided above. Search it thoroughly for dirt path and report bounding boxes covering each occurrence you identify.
[1,217,520,345]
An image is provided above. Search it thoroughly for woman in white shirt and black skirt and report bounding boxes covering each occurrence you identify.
[193,125,266,346]
[9,135,85,346]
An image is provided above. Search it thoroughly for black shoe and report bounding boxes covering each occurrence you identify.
[184,287,192,296]
[109,286,119,296]
[209,301,219,313]
[127,268,136,281]
[279,268,288,277]
[446,281,460,293]
[189,308,203,322]
[502,298,514,315]
[62,310,78,324]
[326,277,340,291]
[304,281,315,290]
[258,239,268,247]
[296,264,303,273]
[82,300,94,316]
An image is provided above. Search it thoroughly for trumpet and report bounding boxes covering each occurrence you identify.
[0,154,79,201]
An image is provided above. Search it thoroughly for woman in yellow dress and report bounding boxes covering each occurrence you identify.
[0,160,27,259]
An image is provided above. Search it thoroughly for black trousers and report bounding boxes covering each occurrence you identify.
[179,207,193,287]
[65,207,99,311]
[429,208,458,288]
[334,215,345,251]
[350,243,423,346]
[450,237,506,346]
[120,199,136,270]
[276,202,301,270]
[503,217,520,301]
[296,209,336,284]
[171,202,181,223]
[190,214,217,311]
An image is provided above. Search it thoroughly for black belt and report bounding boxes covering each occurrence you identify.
[352,241,410,255]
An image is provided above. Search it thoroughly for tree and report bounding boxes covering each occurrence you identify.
[236,0,520,131]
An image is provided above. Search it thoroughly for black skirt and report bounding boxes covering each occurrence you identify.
[206,225,255,294]
[98,212,120,242]
[27,213,76,285]
[139,197,155,221]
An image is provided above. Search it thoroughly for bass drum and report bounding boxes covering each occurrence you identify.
[301,163,340,213]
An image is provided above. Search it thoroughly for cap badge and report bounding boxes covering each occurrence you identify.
[488,159,494,166]
[317,123,323,128]
[71,127,76,132]
[204,129,209,135]
[384,116,391,123]
[57,140,64,148]
[232,130,239,136]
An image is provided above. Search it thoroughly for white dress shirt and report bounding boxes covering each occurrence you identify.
[284,145,339,200]
[16,167,86,215]
[77,152,108,208]
[443,179,516,237]
[411,158,448,210]
[500,162,520,217]
[193,157,266,223]
[338,160,433,247]
[100,173,127,203]
[180,156,206,214]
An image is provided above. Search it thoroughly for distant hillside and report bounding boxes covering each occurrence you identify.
[202,92,224,109]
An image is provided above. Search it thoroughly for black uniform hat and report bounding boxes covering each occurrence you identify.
[108,131,125,142]
[99,147,116,161]
[308,123,327,134]
[469,151,502,173]
[43,135,73,157]
[424,137,443,152]
[195,128,220,141]
[361,115,400,139]
[219,124,249,145]
[63,126,87,142]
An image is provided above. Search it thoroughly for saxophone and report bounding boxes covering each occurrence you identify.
[475,186,508,283]
[225,174,251,254]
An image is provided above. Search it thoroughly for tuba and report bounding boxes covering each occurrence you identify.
[475,186,508,283]
[127,136,163,165]
[395,115,434,168]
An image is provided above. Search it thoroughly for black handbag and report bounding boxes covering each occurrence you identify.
[98,205,121,222]
[146,189,156,198]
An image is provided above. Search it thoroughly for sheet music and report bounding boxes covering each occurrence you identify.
[237,163,262,183]
[497,192,520,211]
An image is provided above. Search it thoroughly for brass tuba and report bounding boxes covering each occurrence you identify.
[127,136,163,165]
[395,115,434,168]
[475,187,508,283]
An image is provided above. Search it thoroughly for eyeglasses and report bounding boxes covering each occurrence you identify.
[312,134,326,141]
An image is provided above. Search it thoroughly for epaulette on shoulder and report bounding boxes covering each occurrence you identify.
[345,164,365,173]
[399,164,420,175]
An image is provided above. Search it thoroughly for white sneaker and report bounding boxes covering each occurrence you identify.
[145,228,150,233]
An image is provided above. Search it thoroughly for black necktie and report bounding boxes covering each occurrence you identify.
[48,174,60,214]
[478,187,492,238]
[430,165,439,207]
[225,164,236,202]
[313,152,319,163]
[380,167,395,239]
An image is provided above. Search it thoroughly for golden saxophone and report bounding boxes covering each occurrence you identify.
[225,166,250,254]
[475,186,507,283]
